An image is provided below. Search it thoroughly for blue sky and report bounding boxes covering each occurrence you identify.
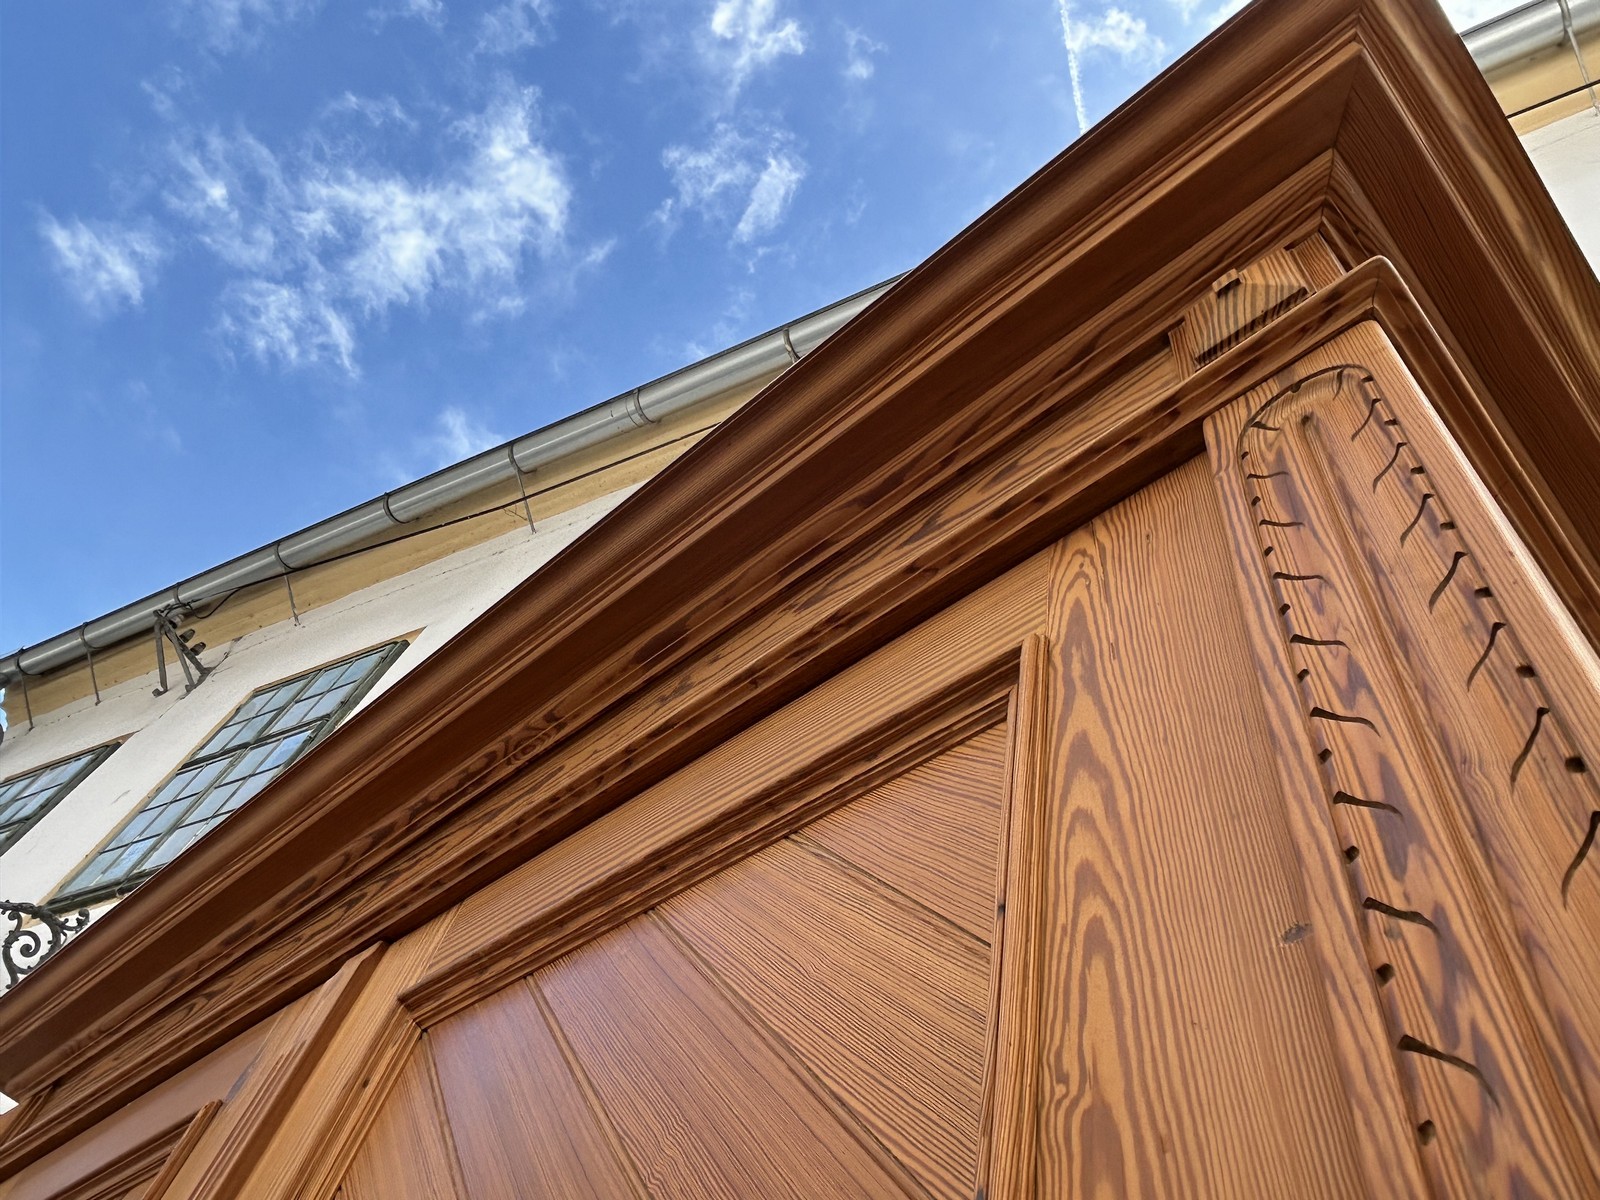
[0,0,1503,653]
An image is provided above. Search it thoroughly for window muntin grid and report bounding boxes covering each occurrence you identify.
[52,641,405,909]
[0,744,119,856]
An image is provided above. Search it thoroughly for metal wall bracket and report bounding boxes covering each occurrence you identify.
[1,900,90,992]
[151,606,212,697]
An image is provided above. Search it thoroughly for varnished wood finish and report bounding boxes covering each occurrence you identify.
[533,916,912,1199]
[660,834,991,1199]
[338,1044,464,1200]
[797,724,1006,940]
[978,635,1053,1200]
[0,1031,265,1200]
[368,718,1014,1200]
[1207,325,1600,1195]
[4,0,1600,1194]
[402,553,1041,1026]
[429,982,640,1199]
[135,1104,219,1200]
[1170,247,1311,368]
[1039,457,1374,1197]
[153,947,382,1200]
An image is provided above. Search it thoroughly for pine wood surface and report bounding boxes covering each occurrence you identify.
[0,1030,265,1200]
[659,834,992,1200]
[1303,333,1600,1125]
[152,946,383,1200]
[796,724,1006,940]
[531,915,913,1199]
[401,551,1044,1024]
[1038,456,1374,1198]
[978,636,1053,1199]
[326,717,1017,1200]
[1207,327,1600,1196]
[429,983,640,1200]
[131,1104,219,1200]
[200,920,447,1200]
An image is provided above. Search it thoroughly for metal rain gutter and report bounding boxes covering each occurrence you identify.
[1464,0,1600,74]
[2,277,898,689]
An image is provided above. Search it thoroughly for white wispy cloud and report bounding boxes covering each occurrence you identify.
[842,27,885,81]
[478,0,553,53]
[321,93,417,130]
[658,123,805,246]
[706,0,805,92]
[38,217,166,316]
[1055,0,1090,134]
[1055,2,1166,133]
[218,279,356,372]
[172,0,323,52]
[161,87,573,373]
[141,66,190,121]
[1169,0,1249,30]
[1066,7,1164,63]
[735,152,804,242]
[431,406,505,464]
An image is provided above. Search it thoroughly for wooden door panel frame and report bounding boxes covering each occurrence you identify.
[978,633,1054,1200]
[402,549,1049,1025]
[10,0,1600,1165]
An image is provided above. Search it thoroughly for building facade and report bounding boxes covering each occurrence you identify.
[1,0,1598,1196]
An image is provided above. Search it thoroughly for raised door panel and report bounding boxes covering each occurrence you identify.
[798,723,1007,940]
[340,1043,465,1200]
[427,981,642,1200]
[410,717,1014,1200]
[531,916,916,1199]
[659,829,992,1198]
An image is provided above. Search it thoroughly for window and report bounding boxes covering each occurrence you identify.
[52,641,406,909]
[0,744,120,857]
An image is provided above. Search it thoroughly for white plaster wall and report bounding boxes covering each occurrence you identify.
[0,484,639,908]
[1523,107,1600,270]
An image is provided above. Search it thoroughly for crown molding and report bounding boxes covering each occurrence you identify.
[2,0,1597,1175]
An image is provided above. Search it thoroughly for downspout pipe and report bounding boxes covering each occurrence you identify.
[2,277,898,690]
[1464,0,1600,74]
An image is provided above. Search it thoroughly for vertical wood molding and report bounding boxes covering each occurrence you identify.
[156,945,384,1200]
[137,1101,221,1200]
[980,635,1052,1200]
[1206,324,1600,1196]
[1206,389,1433,1200]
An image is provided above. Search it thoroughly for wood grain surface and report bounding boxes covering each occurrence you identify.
[1208,328,1600,1197]
[979,635,1053,1200]
[660,830,993,1199]
[532,916,914,1199]
[1038,456,1374,1199]
[335,1045,465,1200]
[428,981,641,1200]
[797,724,1006,941]
[402,551,1041,1024]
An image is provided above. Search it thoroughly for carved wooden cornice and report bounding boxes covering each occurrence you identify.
[1,0,1596,1175]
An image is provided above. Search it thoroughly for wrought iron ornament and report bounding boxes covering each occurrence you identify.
[1,900,89,990]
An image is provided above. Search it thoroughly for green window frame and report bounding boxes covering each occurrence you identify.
[0,743,121,858]
[51,640,406,910]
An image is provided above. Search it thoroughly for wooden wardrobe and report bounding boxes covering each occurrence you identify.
[3,1,1599,1197]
